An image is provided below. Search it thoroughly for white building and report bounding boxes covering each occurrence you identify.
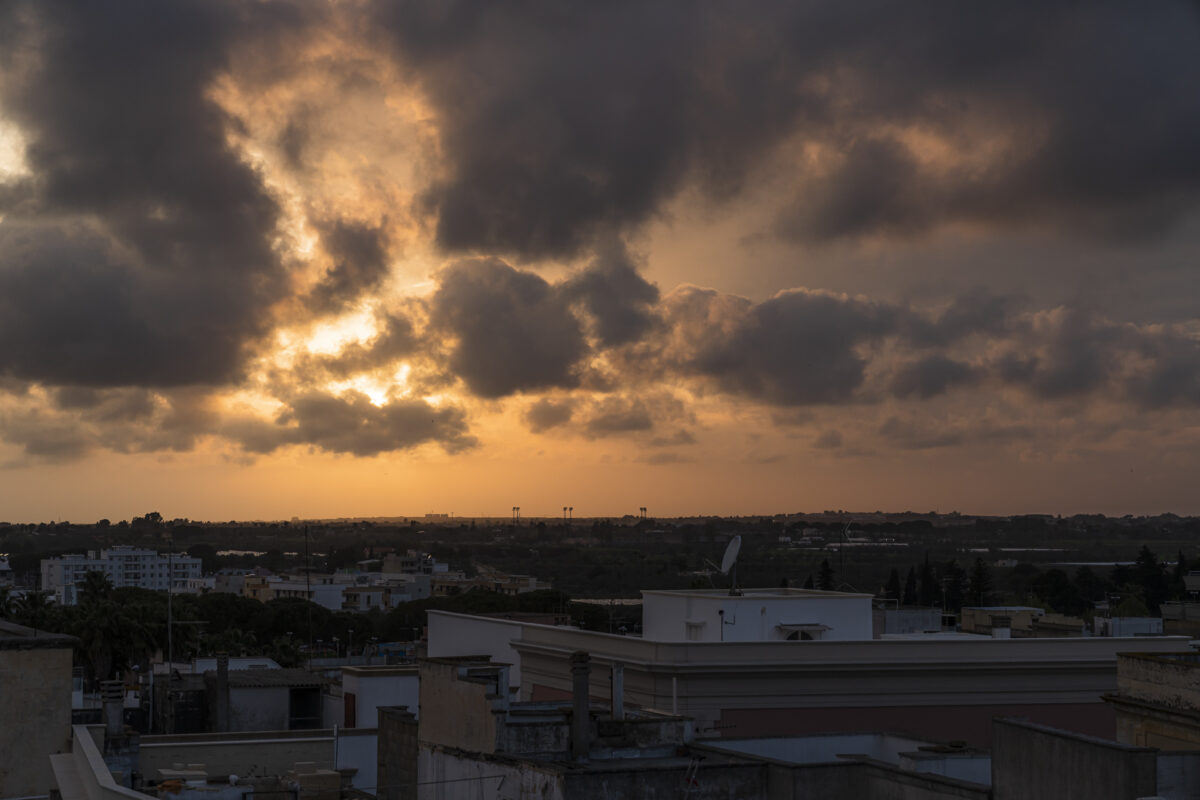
[40,546,202,605]
[340,665,419,728]
[642,588,874,642]
[427,586,1194,746]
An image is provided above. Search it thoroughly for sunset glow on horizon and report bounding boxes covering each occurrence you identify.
[2,1,1200,522]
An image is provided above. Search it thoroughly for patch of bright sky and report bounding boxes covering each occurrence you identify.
[303,306,379,355]
[325,365,411,407]
[0,118,29,181]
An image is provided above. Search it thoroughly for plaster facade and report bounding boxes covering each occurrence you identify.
[0,621,77,798]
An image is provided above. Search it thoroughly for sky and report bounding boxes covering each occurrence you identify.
[2,1,1200,521]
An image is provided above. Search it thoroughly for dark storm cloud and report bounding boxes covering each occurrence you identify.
[666,287,895,405]
[229,391,474,457]
[369,1,1200,256]
[561,242,660,347]
[890,356,979,399]
[1124,329,1200,409]
[429,258,587,397]
[583,397,655,438]
[305,219,392,312]
[0,411,92,461]
[993,309,1126,399]
[903,291,1020,349]
[524,398,575,433]
[0,225,271,386]
[0,1,313,387]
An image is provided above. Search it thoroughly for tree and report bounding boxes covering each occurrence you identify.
[187,543,220,575]
[1074,566,1108,605]
[77,571,114,607]
[817,559,835,591]
[884,568,902,601]
[803,574,815,590]
[918,554,937,607]
[14,590,54,630]
[940,560,967,611]
[1134,545,1169,612]
[902,567,918,606]
[1031,568,1087,616]
[968,558,993,607]
[1172,549,1188,599]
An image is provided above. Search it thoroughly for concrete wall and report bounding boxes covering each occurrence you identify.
[418,660,500,754]
[336,728,377,791]
[139,730,334,780]
[342,668,419,727]
[1157,751,1200,800]
[708,733,928,764]
[991,717,1158,800]
[229,686,291,731]
[641,590,873,643]
[417,746,561,800]
[0,642,74,797]
[899,753,992,787]
[561,761,765,799]
[719,702,1117,747]
[378,707,417,800]
[51,726,151,800]
[427,612,524,696]
[762,760,988,800]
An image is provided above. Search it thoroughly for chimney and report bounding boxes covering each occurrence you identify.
[570,651,591,761]
[610,662,625,721]
[991,615,1012,639]
[102,680,125,738]
[216,652,231,731]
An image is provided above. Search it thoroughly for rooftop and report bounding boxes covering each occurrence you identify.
[640,587,874,600]
[0,619,78,650]
[205,667,328,689]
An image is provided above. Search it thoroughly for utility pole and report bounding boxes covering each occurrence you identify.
[167,546,173,671]
[305,525,313,669]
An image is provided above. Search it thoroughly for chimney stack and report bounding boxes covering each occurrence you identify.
[101,679,125,738]
[570,651,591,761]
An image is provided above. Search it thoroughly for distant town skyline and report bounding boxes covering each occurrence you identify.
[3,2,1200,520]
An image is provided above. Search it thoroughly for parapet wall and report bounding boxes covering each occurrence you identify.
[1117,652,1200,711]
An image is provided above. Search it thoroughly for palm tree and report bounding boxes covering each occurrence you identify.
[14,590,53,630]
[76,571,114,607]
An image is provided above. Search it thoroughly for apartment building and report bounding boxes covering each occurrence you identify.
[40,546,201,605]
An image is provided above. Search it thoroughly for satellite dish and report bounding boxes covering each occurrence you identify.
[720,536,742,574]
[720,536,744,597]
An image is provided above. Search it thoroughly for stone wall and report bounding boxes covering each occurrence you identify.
[1117,653,1200,711]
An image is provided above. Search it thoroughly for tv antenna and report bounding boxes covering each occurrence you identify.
[720,535,743,597]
